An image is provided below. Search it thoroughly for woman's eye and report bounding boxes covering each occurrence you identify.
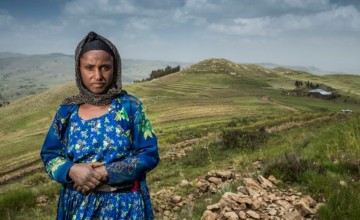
[102,66,110,71]
[86,66,94,71]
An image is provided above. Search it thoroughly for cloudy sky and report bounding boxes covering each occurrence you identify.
[0,0,359,73]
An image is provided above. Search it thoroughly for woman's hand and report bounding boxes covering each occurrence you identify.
[68,163,102,193]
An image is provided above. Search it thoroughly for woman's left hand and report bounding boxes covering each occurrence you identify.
[73,163,108,193]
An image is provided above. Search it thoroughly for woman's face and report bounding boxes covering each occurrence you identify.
[80,50,114,94]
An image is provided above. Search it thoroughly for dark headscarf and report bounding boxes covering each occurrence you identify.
[62,31,126,106]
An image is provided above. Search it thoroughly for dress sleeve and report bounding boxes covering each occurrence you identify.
[105,101,160,185]
[40,105,75,184]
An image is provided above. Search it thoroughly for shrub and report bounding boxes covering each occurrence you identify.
[221,127,267,150]
[264,152,322,182]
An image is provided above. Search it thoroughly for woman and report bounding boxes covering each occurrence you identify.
[40,31,159,219]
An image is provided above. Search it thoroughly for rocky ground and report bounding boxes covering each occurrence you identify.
[152,167,324,220]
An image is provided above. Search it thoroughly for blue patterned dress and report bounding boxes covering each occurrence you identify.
[40,94,159,220]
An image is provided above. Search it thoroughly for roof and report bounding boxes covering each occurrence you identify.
[308,89,332,95]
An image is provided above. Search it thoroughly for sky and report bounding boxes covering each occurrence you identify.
[0,0,360,73]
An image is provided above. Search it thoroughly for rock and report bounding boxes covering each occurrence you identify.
[301,195,316,208]
[243,178,263,190]
[258,175,274,189]
[252,200,262,210]
[266,193,278,202]
[180,180,190,187]
[253,160,262,169]
[208,177,222,185]
[284,210,303,220]
[294,200,314,216]
[233,203,247,211]
[224,211,240,220]
[163,210,171,217]
[237,186,248,195]
[247,187,262,198]
[209,184,218,193]
[268,175,282,185]
[235,196,253,205]
[170,195,182,204]
[276,200,292,211]
[238,210,247,219]
[201,210,217,220]
[36,195,49,204]
[339,180,347,187]
[221,192,239,206]
[216,170,233,179]
[268,208,277,216]
[173,206,180,211]
[197,180,209,192]
[246,210,260,219]
[207,203,221,211]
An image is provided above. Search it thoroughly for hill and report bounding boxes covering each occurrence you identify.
[0,52,188,102]
[1,58,360,219]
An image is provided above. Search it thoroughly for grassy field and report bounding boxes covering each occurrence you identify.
[0,58,360,219]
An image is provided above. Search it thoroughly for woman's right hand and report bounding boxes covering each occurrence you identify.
[68,163,102,193]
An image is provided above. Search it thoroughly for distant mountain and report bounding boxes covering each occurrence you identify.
[0,52,189,101]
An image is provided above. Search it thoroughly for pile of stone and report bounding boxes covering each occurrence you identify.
[201,175,324,220]
[153,169,237,219]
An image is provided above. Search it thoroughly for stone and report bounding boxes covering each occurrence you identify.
[268,175,282,185]
[233,203,247,211]
[209,184,218,193]
[238,211,247,219]
[339,180,347,187]
[268,208,277,216]
[36,195,49,204]
[173,206,180,211]
[253,160,263,169]
[180,179,190,187]
[224,211,240,220]
[284,210,303,220]
[216,170,233,179]
[207,203,221,211]
[243,178,263,190]
[266,193,278,202]
[201,210,217,220]
[247,187,261,198]
[246,210,260,219]
[197,181,209,192]
[237,186,249,195]
[301,195,316,208]
[235,196,253,205]
[170,195,182,204]
[163,210,171,217]
[294,200,314,216]
[208,177,222,185]
[252,200,262,210]
[221,192,239,206]
[258,175,274,189]
[276,200,292,211]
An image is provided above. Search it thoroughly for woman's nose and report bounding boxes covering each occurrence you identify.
[93,69,102,80]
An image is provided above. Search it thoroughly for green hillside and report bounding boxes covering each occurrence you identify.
[1,58,360,219]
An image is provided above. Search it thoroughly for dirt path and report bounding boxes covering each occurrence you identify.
[261,96,299,112]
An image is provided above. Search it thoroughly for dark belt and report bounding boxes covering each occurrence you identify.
[96,182,135,192]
